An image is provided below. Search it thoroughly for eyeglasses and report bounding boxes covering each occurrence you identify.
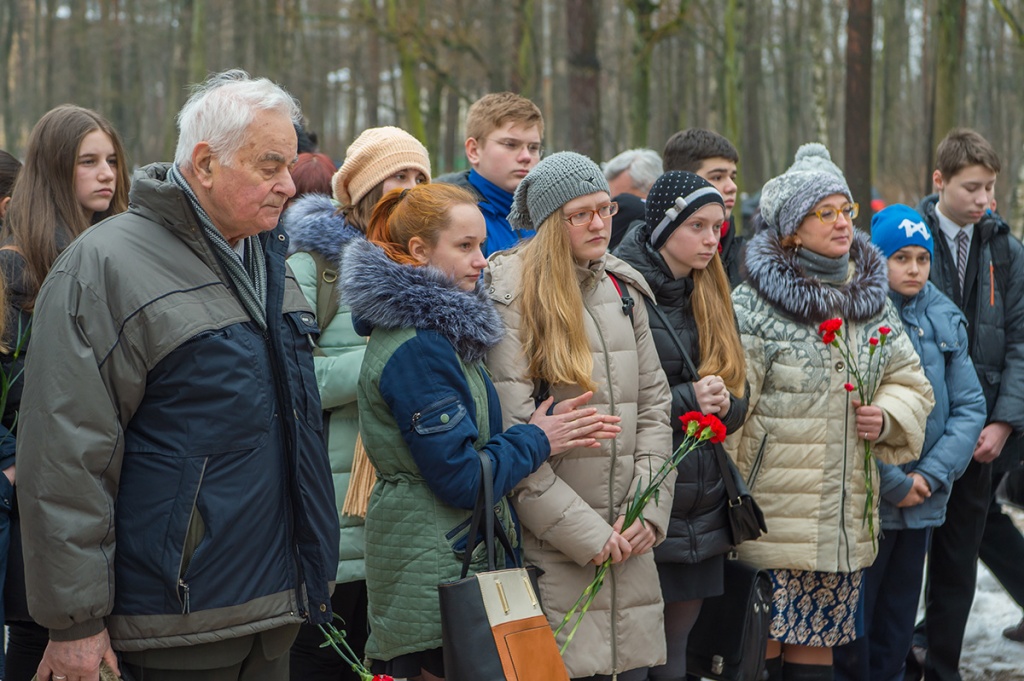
[563,202,619,227]
[486,137,544,158]
[811,202,859,224]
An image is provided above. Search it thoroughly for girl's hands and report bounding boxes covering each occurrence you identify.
[530,392,622,455]
[614,514,656,556]
[694,375,729,416]
[591,530,632,565]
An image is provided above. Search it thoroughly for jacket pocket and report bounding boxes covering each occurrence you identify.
[176,458,209,614]
[412,395,467,435]
[285,311,325,428]
[747,435,768,491]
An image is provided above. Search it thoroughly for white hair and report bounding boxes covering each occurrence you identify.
[602,148,662,194]
[174,69,302,169]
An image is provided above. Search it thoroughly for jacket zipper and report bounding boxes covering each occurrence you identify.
[747,435,768,490]
[584,290,619,675]
[176,457,209,614]
[838,333,852,570]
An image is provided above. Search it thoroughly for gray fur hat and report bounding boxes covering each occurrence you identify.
[759,143,853,236]
[508,152,610,232]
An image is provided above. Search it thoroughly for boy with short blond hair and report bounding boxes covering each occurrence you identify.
[436,92,544,256]
[909,127,1024,681]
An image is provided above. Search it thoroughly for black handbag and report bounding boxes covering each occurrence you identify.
[437,452,569,681]
[687,558,773,681]
[713,445,768,546]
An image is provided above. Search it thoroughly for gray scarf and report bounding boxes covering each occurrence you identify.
[168,164,268,329]
[797,247,849,285]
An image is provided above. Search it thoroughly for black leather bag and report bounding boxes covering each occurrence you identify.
[714,446,768,546]
[687,558,772,681]
[438,452,568,681]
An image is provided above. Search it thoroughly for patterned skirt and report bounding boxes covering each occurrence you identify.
[768,568,863,647]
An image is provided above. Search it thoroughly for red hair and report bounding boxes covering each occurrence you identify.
[290,152,336,200]
[365,184,477,266]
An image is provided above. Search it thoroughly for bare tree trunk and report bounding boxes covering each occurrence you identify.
[932,0,966,155]
[0,0,18,148]
[877,0,907,182]
[741,0,765,203]
[845,0,873,225]
[723,0,742,156]
[565,0,601,159]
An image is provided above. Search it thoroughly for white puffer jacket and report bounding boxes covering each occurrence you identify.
[727,230,934,573]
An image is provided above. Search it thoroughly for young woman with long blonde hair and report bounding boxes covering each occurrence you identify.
[485,152,674,681]
[613,170,748,680]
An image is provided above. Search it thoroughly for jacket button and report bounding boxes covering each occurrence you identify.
[319,603,328,613]
[504,293,511,300]
[918,328,924,336]
[440,414,450,424]
[835,361,845,372]
[278,234,286,241]
[301,315,314,325]
[940,342,947,348]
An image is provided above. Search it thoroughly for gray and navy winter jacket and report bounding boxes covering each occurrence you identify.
[16,163,340,651]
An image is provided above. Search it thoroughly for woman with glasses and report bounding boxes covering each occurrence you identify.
[728,144,933,681]
[485,152,674,681]
[613,171,749,681]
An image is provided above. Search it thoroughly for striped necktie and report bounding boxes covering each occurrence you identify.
[956,230,969,297]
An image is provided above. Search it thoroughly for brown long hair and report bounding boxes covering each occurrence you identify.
[516,213,597,392]
[692,253,746,397]
[3,105,130,310]
[365,183,477,265]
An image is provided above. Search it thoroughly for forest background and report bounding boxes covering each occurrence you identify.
[1,0,1023,234]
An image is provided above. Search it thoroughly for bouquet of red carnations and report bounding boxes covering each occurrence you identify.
[554,412,727,652]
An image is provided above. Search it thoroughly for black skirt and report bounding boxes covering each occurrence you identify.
[657,552,725,602]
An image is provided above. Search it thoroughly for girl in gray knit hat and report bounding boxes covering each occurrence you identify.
[728,144,934,680]
[485,152,675,680]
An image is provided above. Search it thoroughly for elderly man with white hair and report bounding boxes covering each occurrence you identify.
[17,70,339,681]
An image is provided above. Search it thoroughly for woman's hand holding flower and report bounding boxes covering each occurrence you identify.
[592,530,632,566]
[851,399,884,441]
[614,514,656,556]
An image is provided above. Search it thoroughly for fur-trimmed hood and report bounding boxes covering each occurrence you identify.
[744,227,888,324]
[282,193,363,264]
[340,238,503,363]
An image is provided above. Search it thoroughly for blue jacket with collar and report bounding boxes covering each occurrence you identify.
[878,281,986,529]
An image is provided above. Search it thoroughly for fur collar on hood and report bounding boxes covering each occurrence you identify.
[744,227,888,324]
[281,193,363,264]
[340,238,504,363]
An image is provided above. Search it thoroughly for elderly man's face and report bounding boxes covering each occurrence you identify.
[202,110,297,244]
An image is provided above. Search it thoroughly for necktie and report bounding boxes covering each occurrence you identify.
[956,230,969,297]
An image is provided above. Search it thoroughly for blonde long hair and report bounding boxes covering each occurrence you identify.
[516,213,597,392]
[691,252,746,397]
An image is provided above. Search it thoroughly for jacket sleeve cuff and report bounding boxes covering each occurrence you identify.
[48,618,106,642]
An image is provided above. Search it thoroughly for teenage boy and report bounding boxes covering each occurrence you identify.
[832,205,985,681]
[436,92,544,256]
[909,128,1024,681]
[662,128,742,286]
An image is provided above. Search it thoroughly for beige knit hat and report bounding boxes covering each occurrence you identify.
[331,126,431,207]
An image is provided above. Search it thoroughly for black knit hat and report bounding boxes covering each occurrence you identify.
[645,171,725,250]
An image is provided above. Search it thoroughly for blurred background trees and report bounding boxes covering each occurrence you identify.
[1,0,1023,232]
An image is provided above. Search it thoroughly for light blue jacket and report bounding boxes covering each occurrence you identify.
[879,281,986,529]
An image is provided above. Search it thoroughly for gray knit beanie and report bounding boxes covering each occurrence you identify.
[508,152,610,232]
[759,142,853,236]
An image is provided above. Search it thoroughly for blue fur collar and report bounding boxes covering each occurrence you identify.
[281,193,363,264]
[340,238,504,363]
[744,228,888,324]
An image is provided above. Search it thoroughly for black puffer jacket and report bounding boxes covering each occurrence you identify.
[614,223,748,564]
[918,195,1024,472]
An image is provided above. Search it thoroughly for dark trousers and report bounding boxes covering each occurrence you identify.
[121,627,297,681]
[910,459,992,681]
[4,619,49,681]
[834,528,929,681]
[979,478,1024,610]
[573,669,649,681]
[289,580,369,681]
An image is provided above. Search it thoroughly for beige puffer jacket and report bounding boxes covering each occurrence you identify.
[485,250,674,678]
[727,230,935,573]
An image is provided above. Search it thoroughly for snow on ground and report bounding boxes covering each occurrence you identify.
[957,508,1024,681]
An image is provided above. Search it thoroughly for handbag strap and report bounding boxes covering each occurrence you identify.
[646,299,743,504]
[460,451,518,579]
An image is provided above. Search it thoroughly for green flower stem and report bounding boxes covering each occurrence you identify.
[319,623,373,681]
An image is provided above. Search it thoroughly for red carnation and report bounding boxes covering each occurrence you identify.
[818,318,843,335]
[879,326,891,335]
[822,331,836,345]
[869,337,879,347]
[699,413,728,443]
[844,383,855,392]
